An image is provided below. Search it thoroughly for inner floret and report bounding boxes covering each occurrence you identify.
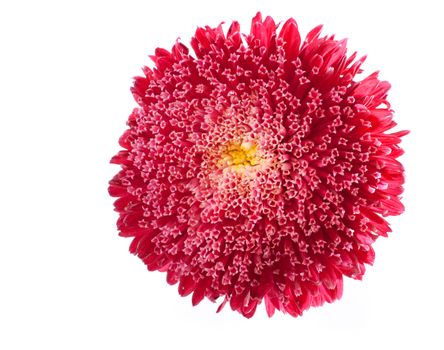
[218,141,262,172]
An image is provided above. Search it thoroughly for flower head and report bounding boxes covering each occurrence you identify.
[109,13,407,318]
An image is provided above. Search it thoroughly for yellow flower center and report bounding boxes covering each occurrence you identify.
[219,141,262,172]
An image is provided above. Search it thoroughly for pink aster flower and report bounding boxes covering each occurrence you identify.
[109,12,407,318]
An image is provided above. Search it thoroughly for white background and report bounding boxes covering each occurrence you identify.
[1,0,443,349]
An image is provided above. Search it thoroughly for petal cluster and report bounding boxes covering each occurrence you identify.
[109,13,407,318]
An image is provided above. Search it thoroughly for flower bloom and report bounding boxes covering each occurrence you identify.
[109,13,407,318]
